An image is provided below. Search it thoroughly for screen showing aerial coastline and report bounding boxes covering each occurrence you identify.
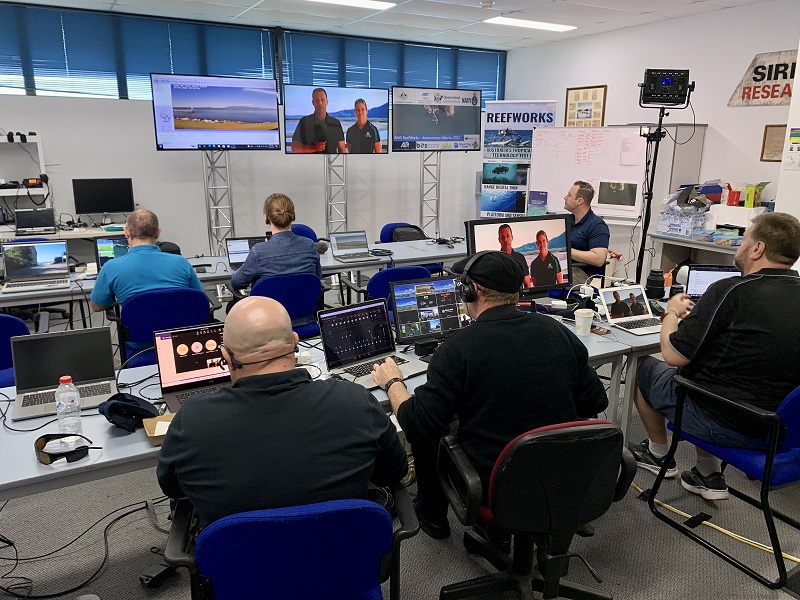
[391,87,482,152]
[283,85,389,154]
[150,74,280,150]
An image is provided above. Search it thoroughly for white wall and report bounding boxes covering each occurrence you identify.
[0,94,482,256]
[776,34,800,218]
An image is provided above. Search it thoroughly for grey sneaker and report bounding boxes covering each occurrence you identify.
[680,467,730,501]
[628,439,678,478]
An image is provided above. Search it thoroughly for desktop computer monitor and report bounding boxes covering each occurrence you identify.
[72,178,135,215]
[391,276,470,344]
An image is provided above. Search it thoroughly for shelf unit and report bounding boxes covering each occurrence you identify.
[0,136,50,210]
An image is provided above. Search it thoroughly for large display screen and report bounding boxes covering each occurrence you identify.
[283,85,389,154]
[150,74,280,151]
[391,87,482,152]
[465,215,572,297]
[72,178,135,214]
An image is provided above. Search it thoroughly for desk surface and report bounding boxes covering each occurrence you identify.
[0,226,125,241]
[648,233,739,256]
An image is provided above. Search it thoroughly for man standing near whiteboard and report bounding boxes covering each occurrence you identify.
[563,181,610,278]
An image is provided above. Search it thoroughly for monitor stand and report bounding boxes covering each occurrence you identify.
[102,212,111,226]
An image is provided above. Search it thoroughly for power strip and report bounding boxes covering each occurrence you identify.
[295,351,312,365]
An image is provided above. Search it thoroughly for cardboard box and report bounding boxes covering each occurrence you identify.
[143,413,175,446]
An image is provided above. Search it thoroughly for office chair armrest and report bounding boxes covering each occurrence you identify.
[339,276,367,297]
[437,435,482,526]
[614,447,637,502]
[392,481,419,543]
[32,311,50,333]
[674,374,779,426]
[204,291,223,314]
[163,498,199,575]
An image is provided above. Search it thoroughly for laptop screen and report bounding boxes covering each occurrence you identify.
[12,328,116,393]
[2,241,69,281]
[330,231,369,257]
[685,265,739,299]
[392,276,470,343]
[15,208,56,230]
[95,236,130,268]
[225,236,267,269]
[599,285,653,321]
[155,323,230,392]
[318,299,395,369]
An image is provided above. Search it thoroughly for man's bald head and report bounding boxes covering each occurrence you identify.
[125,209,160,241]
[223,297,296,362]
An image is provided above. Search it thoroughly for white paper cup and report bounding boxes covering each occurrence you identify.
[574,308,594,337]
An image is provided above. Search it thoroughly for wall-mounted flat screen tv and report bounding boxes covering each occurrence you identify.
[391,87,482,152]
[283,84,389,154]
[150,73,280,151]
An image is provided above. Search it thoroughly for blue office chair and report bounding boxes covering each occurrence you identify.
[291,223,318,242]
[379,223,442,275]
[111,288,214,367]
[164,483,419,600]
[341,266,429,322]
[0,314,30,388]
[650,375,800,592]
[250,273,322,340]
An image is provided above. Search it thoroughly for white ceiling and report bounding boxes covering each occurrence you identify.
[15,0,774,50]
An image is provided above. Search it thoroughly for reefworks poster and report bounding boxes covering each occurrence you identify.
[481,100,557,217]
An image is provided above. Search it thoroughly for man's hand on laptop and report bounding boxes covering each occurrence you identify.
[666,293,695,318]
[371,357,403,391]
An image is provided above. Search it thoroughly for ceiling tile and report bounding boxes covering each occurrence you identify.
[242,8,353,27]
[391,0,503,21]
[652,0,725,18]
[361,11,471,29]
[563,0,695,11]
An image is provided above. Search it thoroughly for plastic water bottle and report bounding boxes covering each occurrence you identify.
[55,375,82,447]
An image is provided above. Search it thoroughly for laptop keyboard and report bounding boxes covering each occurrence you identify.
[616,318,662,330]
[20,381,112,407]
[5,279,69,289]
[174,383,231,403]
[338,252,372,260]
[343,355,408,379]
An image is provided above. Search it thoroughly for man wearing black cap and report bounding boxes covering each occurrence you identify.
[372,251,607,543]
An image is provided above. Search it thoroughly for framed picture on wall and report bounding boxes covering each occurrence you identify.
[760,124,786,162]
[565,85,607,127]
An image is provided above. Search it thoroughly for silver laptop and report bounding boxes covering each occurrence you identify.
[598,284,662,336]
[11,327,118,421]
[225,236,269,269]
[94,236,130,270]
[15,208,57,236]
[154,323,231,414]
[318,299,428,390]
[330,230,380,264]
[1,240,71,293]
[685,264,739,300]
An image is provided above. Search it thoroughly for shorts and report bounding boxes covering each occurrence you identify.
[637,357,765,450]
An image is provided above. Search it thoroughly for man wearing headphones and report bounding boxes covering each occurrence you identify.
[630,212,800,501]
[372,251,607,544]
[157,296,407,527]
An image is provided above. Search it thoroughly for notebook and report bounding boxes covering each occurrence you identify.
[329,231,380,264]
[94,236,130,269]
[1,240,71,293]
[598,284,662,336]
[14,208,57,236]
[391,276,471,344]
[318,299,428,390]
[685,264,739,300]
[225,236,269,269]
[154,323,231,414]
[11,327,118,421]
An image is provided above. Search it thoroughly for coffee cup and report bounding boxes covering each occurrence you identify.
[574,308,594,337]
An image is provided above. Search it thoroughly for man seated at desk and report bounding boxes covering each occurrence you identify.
[563,181,610,279]
[157,296,408,527]
[371,251,607,548]
[89,209,202,311]
[629,212,800,501]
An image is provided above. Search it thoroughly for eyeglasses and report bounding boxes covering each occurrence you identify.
[34,434,102,465]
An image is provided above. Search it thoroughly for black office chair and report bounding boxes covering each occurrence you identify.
[437,421,636,600]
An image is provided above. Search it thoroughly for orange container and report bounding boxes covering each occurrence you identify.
[727,190,741,206]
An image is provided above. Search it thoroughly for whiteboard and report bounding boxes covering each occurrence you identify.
[528,127,647,218]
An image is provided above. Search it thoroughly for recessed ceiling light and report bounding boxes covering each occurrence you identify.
[304,0,396,9]
[484,16,576,32]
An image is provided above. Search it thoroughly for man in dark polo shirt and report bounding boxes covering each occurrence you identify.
[346,98,382,154]
[290,87,345,154]
[608,290,630,318]
[629,293,646,316]
[529,229,563,287]
[629,212,800,501]
[563,181,610,278]
[497,223,532,288]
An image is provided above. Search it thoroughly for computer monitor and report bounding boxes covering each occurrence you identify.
[72,178,135,215]
[464,214,572,297]
[94,236,130,269]
[391,276,470,344]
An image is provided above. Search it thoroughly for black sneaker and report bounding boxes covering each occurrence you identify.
[412,499,451,540]
[628,439,678,478]
[472,524,511,554]
[680,467,730,501]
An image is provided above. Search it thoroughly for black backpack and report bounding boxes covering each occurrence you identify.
[391,225,428,242]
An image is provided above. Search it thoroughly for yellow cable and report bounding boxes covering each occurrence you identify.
[631,482,800,564]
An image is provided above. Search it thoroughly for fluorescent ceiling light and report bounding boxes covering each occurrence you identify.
[304,0,396,9]
[484,16,576,32]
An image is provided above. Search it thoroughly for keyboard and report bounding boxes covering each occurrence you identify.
[336,252,373,260]
[20,381,112,407]
[616,318,662,330]
[4,279,69,290]
[343,355,408,379]
[174,383,231,403]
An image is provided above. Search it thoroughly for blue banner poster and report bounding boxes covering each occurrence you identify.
[481,100,556,217]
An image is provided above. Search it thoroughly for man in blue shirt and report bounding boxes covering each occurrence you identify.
[563,181,610,277]
[90,209,203,311]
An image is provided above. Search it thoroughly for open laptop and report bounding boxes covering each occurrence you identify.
[1,240,71,293]
[318,299,428,390]
[391,276,470,344]
[225,236,269,269]
[685,264,739,300]
[11,327,118,421]
[94,236,130,269]
[598,284,662,335]
[14,208,57,236]
[330,230,380,264]
[154,323,231,414]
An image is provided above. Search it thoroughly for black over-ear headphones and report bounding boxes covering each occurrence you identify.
[460,251,494,303]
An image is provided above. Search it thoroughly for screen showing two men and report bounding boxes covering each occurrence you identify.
[155,325,228,390]
[392,278,470,342]
[601,287,652,321]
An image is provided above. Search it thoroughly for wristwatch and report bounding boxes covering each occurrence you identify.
[383,377,404,393]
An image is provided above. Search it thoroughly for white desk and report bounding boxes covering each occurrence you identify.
[645,232,738,276]
[0,225,122,242]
